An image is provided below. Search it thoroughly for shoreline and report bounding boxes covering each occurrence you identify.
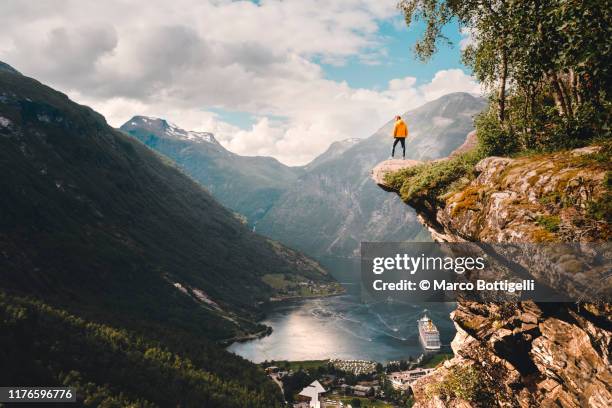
[266,286,346,303]
[222,287,346,347]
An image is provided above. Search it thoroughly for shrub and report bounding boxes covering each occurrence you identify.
[475,108,519,157]
[425,365,491,404]
[535,215,561,233]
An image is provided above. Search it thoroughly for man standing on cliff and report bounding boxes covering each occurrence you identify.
[391,115,408,159]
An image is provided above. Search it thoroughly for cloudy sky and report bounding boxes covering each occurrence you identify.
[0,0,481,165]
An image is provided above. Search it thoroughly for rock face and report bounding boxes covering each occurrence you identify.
[374,147,612,407]
[375,146,609,243]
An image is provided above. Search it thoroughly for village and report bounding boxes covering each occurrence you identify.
[262,353,450,408]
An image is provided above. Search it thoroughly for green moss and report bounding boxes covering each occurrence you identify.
[538,192,562,206]
[421,353,454,368]
[531,228,557,242]
[448,185,484,216]
[384,150,483,205]
[535,215,561,233]
[425,365,492,404]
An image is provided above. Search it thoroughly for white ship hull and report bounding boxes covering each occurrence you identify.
[418,315,441,350]
[419,338,441,350]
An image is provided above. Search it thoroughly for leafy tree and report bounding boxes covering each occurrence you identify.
[398,0,611,154]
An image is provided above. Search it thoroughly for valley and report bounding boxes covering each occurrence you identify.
[0,62,338,407]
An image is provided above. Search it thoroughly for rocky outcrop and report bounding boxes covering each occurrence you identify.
[374,145,609,243]
[374,146,612,407]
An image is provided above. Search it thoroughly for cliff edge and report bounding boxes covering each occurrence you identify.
[373,145,611,407]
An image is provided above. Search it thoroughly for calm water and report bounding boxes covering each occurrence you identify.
[228,258,456,363]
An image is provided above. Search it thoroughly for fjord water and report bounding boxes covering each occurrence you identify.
[228,257,456,363]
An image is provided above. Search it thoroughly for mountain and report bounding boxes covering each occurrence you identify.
[121,116,303,224]
[304,138,361,171]
[256,93,487,258]
[0,62,338,406]
[0,61,21,75]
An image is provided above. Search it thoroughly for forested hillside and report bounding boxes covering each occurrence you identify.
[121,116,302,225]
[0,62,336,406]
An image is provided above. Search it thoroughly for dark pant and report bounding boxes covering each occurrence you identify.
[392,137,405,157]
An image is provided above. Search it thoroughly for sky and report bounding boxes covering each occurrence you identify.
[0,0,481,165]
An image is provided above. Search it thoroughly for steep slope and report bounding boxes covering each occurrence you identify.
[303,137,361,171]
[121,116,302,224]
[0,63,338,406]
[257,93,486,258]
[375,146,612,407]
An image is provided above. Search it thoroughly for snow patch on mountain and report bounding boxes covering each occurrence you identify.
[124,115,219,145]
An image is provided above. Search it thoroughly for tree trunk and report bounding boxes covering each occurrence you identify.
[498,47,508,123]
[558,74,574,118]
[569,68,579,106]
[549,71,569,117]
[570,68,582,106]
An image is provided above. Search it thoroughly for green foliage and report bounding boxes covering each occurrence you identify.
[264,359,330,373]
[281,369,313,403]
[587,171,612,222]
[475,108,518,156]
[0,66,337,406]
[384,150,482,204]
[420,353,454,369]
[426,365,491,404]
[399,0,611,155]
[536,215,561,233]
[0,292,283,407]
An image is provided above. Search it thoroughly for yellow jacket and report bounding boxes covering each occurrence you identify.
[393,119,408,138]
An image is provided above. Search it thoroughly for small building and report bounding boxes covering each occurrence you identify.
[352,385,373,397]
[265,366,280,374]
[298,380,326,408]
[388,367,435,390]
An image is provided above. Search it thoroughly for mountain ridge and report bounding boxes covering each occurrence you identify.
[120,93,485,259]
[121,115,303,224]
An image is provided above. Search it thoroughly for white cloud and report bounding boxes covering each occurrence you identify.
[0,0,482,165]
[419,69,482,102]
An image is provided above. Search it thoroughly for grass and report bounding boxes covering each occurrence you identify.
[421,353,454,368]
[425,365,491,404]
[587,171,612,222]
[262,273,292,290]
[268,359,330,372]
[535,215,561,233]
[384,150,482,205]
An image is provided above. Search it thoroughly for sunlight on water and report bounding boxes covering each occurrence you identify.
[228,258,456,363]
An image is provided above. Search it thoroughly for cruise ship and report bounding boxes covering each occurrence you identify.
[418,314,441,350]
